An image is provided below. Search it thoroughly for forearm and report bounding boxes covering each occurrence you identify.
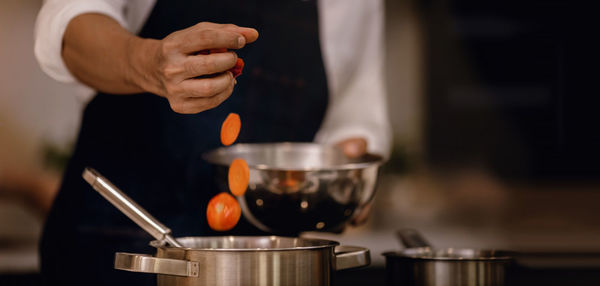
[60,12,258,113]
[62,13,155,94]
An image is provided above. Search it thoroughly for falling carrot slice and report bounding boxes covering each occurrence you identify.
[206,192,241,231]
[228,158,249,196]
[220,113,241,146]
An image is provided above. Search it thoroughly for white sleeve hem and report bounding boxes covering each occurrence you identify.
[34,0,128,83]
[315,0,391,158]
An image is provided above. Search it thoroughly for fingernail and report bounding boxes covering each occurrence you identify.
[237,36,245,48]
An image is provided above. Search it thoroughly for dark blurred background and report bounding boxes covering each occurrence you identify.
[422,0,600,180]
[1,0,599,285]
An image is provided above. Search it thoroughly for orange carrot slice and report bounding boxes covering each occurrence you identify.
[206,192,241,231]
[230,58,244,78]
[228,158,249,196]
[220,113,241,146]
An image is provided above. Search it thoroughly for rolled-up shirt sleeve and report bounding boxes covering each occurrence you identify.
[34,0,128,83]
[315,0,392,158]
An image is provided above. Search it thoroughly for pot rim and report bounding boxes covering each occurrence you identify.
[382,247,515,261]
[151,236,341,252]
[202,142,385,171]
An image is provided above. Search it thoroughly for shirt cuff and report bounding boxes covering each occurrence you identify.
[34,0,128,83]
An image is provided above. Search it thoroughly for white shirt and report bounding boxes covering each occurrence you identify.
[34,0,391,157]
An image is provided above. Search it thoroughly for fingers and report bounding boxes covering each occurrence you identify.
[221,26,259,44]
[172,75,235,114]
[182,52,237,78]
[181,71,233,98]
[178,29,246,54]
[350,201,373,226]
[337,138,368,158]
[191,22,259,44]
[155,22,256,114]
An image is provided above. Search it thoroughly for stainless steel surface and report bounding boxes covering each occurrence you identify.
[116,236,371,286]
[203,143,384,234]
[383,254,511,286]
[82,168,182,248]
[115,253,199,277]
[384,230,513,286]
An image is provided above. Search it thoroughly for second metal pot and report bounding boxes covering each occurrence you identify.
[383,230,513,286]
[115,236,370,286]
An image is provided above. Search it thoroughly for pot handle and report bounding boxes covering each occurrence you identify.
[397,229,431,248]
[114,252,199,277]
[335,246,371,270]
[83,168,182,248]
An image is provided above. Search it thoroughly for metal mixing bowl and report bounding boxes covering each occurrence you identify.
[203,143,384,234]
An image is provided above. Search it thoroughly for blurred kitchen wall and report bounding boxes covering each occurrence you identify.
[0,0,86,273]
[0,0,86,164]
[385,0,424,156]
[319,0,600,268]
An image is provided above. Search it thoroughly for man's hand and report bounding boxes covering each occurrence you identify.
[130,23,259,114]
[336,137,367,158]
[63,15,258,114]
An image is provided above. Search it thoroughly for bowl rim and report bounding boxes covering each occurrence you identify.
[202,142,385,171]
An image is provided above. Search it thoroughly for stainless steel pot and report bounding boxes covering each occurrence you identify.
[203,143,384,234]
[383,230,514,286]
[116,236,370,286]
[82,168,371,286]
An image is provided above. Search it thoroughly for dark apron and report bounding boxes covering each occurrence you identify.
[40,0,328,285]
